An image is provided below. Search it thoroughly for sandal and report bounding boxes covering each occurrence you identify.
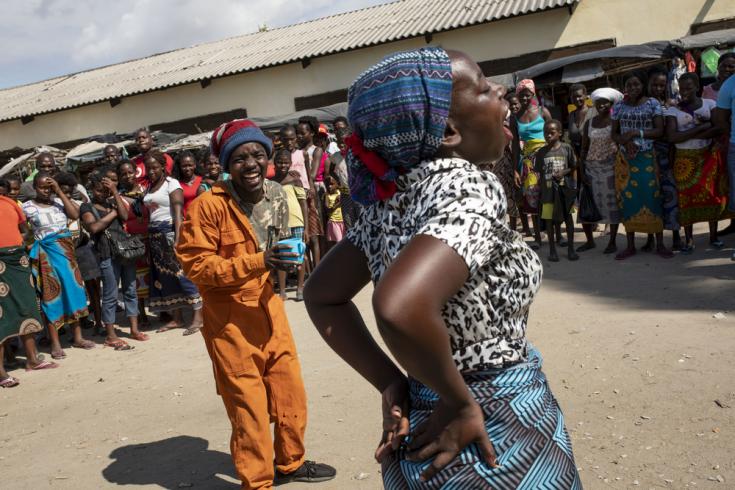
[130,332,149,342]
[657,248,675,259]
[0,376,20,388]
[156,322,183,333]
[603,244,618,254]
[710,240,725,250]
[182,325,202,336]
[26,360,59,371]
[576,242,596,252]
[679,245,694,255]
[72,339,96,350]
[104,339,134,351]
[615,248,637,261]
[51,350,67,360]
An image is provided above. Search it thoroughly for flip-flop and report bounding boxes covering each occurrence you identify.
[710,240,725,250]
[603,244,618,254]
[26,360,59,371]
[104,339,134,351]
[156,324,183,333]
[72,340,96,350]
[51,350,67,360]
[576,242,596,252]
[182,325,202,336]
[0,376,20,388]
[615,248,637,261]
[130,332,149,341]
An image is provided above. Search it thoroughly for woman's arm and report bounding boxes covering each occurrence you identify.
[298,196,309,240]
[169,188,184,242]
[304,240,403,392]
[665,115,710,143]
[50,178,80,220]
[642,115,664,140]
[304,239,409,460]
[372,234,497,479]
[309,147,324,181]
[80,205,118,234]
[541,106,552,121]
[579,120,590,183]
[103,178,128,222]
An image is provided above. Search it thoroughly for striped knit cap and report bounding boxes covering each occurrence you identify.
[210,119,273,171]
[346,47,453,205]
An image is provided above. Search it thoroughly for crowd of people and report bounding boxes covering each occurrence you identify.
[492,51,735,263]
[1,40,735,490]
[0,116,360,389]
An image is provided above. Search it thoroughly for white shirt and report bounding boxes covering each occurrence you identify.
[143,177,182,225]
[22,198,68,241]
[665,99,717,149]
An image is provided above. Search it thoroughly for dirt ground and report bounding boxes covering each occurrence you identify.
[1,225,734,489]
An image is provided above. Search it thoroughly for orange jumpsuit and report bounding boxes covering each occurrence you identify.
[176,184,306,489]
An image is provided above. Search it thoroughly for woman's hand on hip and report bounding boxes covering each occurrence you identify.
[406,398,498,481]
[375,376,410,463]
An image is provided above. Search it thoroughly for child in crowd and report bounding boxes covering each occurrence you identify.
[534,120,579,262]
[0,180,8,196]
[323,175,344,249]
[6,176,22,203]
[271,149,308,301]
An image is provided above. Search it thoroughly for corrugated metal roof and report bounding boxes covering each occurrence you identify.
[0,0,577,123]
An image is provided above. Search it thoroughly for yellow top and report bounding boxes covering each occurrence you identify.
[325,192,343,223]
[282,184,306,228]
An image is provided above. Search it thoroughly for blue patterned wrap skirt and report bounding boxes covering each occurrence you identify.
[382,346,582,489]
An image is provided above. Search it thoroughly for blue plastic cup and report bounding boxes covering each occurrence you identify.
[276,238,306,264]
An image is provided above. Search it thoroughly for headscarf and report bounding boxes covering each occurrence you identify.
[345,47,453,205]
[590,87,623,104]
[516,79,536,95]
[210,119,273,171]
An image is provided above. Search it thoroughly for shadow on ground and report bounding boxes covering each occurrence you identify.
[102,435,238,489]
[534,228,735,312]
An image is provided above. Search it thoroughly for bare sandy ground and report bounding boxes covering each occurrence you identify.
[1,227,734,489]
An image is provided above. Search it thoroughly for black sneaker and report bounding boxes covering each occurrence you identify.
[274,460,336,485]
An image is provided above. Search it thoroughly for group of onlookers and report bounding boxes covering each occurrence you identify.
[491,52,735,263]
[0,118,356,388]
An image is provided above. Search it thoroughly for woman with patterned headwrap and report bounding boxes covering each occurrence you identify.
[515,78,552,249]
[304,47,580,489]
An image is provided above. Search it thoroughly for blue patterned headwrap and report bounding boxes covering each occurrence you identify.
[346,47,453,205]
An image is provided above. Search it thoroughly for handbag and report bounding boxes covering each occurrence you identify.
[578,182,602,223]
[89,204,146,262]
[105,227,146,262]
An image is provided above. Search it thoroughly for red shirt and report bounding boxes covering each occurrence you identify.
[0,196,26,247]
[133,152,175,186]
[180,175,203,216]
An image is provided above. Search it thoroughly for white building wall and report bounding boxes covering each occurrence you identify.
[0,0,732,151]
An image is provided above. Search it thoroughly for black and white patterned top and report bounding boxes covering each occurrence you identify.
[347,158,543,371]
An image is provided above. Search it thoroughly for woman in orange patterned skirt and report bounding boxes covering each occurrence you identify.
[665,73,725,253]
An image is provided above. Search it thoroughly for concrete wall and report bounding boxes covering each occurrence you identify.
[1,0,733,151]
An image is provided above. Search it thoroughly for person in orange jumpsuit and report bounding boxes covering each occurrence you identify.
[176,119,336,489]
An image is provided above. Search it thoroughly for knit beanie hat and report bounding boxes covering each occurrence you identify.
[210,119,273,171]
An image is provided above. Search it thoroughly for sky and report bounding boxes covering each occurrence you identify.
[0,0,394,89]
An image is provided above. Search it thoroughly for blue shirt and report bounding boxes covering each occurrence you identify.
[716,75,735,141]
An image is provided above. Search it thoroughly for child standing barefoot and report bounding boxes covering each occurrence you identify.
[535,120,579,262]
